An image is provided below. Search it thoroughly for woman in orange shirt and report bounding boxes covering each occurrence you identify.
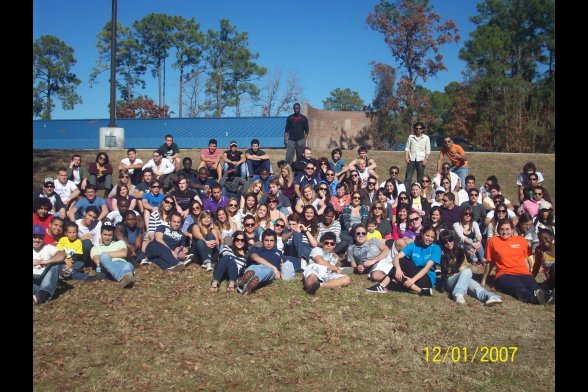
[482,219,550,304]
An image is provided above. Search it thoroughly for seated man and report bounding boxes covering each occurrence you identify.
[346,146,378,180]
[251,168,273,193]
[199,138,223,180]
[119,148,144,186]
[115,210,146,266]
[245,138,272,179]
[90,225,135,288]
[203,184,229,214]
[432,163,460,191]
[53,167,81,210]
[142,150,175,192]
[219,169,247,199]
[303,232,351,294]
[158,134,181,172]
[222,140,247,178]
[190,167,219,202]
[68,184,109,222]
[33,224,66,305]
[75,206,103,267]
[33,177,67,219]
[291,147,318,178]
[379,165,407,194]
[67,153,89,191]
[43,216,64,246]
[170,157,199,189]
[237,229,282,295]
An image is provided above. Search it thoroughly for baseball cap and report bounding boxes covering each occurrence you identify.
[44,177,55,187]
[33,224,45,237]
[435,186,446,194]
[230,140,238,147]
[538,201,553,211]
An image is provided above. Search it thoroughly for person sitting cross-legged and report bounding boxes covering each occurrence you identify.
[90,225,135,288]
[33,224,67,305]
[302,232,351,295]
[237,229,282,295]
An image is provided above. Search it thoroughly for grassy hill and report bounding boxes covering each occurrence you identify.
[33,149,555,391]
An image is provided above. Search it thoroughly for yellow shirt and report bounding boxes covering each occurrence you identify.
[366,230,382,240]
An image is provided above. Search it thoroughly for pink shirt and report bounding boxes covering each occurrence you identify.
[522,198,543,218]
[200,149,223,169]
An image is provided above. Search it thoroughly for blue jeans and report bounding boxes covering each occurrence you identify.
[495,274,542,303]
[145,241,181,270]
[223,162,247,178]
[33,264,62,298]
[460,241,486,264]
[192,232,218,265]
[285,138,307,164]
[243,264,275,290]
[246,159,271,177]
[99,253,134,282]
[445,268,499,302]
[213,254,240,284]
[404,160,426,190]
[451,166,469,189]
[291,231,312,260]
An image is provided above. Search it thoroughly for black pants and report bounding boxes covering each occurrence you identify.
[388,257,432,289]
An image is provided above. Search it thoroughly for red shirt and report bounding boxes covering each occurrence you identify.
[32,213,51,230]
[200,149,223,169]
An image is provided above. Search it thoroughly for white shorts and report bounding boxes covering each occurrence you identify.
[303,264,344,283]
[368,246,397,279]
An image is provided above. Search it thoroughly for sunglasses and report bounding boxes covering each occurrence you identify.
[368,182,376,186]
[351,174,359,177]
[234,238,245,243]
[355,232,367,237]
[151,185,160,189]
[244,223,256,227]
[352,196,361,200]
[464,213,472,216]
[444,140,452,144]
[470,193,478,196]
[163,200,174,205]
[44,184,55,188]
[443,238,455,244]
[323,241,335,246]
[305,167,315,170]
[409,217,420,222]
[319,187,328,191]
[274,223,285,228]
[421,179,430,183]
[373,206,384,210]
[399,196,408,200]
[228,203,238,207]
[534,193,543,196]
[120,175,130,179]
[326,173,334,176]
[496,209,507,213]
[390,171,399,175]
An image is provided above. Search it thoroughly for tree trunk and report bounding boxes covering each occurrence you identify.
[179,67,183,118]
[45,75,52,120]
[158,64,162,106]
[216,76,222,117]
[163,57,166,106]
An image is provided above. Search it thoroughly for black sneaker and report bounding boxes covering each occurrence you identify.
[419,288,433,296]
[365,284,389,294]
[33,290,50,305]
[84,272,107,282]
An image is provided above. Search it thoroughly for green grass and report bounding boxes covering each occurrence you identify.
[33,149,555,391]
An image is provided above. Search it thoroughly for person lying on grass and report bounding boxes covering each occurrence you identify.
[237,229,282,295]
[302,232,351,295]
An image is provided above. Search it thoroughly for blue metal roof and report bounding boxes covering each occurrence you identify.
[33,117,288,149]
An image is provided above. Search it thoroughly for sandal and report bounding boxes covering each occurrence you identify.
[209,281,219,292]
[227,281,236,292]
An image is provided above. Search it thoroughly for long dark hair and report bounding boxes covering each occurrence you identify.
[414,225,436,248]
[230,230,248,255]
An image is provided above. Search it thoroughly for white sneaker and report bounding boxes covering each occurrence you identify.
[183,254,195,266]
[300,257,307,270]
[485,296,503,306]
[454,293,466,304]
[140,258,151,265]
[204,263,213,271]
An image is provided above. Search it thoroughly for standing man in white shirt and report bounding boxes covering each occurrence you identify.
[142,150,175,192]
[404,121,431,190]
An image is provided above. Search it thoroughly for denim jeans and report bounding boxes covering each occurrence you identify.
[404,160,426,190]
[445,268,499,302]
[33,264,62,298]
[460,240,486,264]
[213,254,240,283]
[99,253,134,282]
[285,138,307,164]
[246,159,271,177]
[451,166,469,189]
[495,273,542,303]
[243,264,275,290]
[223,162,247,178]
[291,231,312,260]
[145,240,180,270]
[71,260,90,281]
[192,232,219,265]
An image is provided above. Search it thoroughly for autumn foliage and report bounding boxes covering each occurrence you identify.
[116,96,170,119]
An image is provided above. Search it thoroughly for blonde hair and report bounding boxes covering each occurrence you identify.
[279,163,294,186]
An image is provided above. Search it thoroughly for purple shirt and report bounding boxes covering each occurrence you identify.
[203,195,228,213]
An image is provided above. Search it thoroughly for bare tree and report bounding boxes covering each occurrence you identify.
[183,68,205,117]
[256,69,305,116]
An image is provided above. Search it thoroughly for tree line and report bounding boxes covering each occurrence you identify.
[33,1,554,153]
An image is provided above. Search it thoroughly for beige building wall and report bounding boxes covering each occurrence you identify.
[303,103,373,151]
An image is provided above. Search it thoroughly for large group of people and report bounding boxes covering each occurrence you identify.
[33,114,555,307]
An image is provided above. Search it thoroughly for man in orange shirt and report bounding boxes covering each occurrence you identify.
[436,136,468,190]
[482,219,550,304]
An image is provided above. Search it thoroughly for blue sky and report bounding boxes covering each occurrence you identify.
[33,0,479,120]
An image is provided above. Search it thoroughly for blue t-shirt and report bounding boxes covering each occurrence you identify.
[156,225,186,249]
[403,241,441,286]
[74,197,107,219]
[329,159,346,174]
[144,192,164,208]
[248,246,282,269]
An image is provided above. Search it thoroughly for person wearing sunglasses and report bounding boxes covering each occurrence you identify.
[340,192,369,245]
[404,121,431,190]
[459,187,486,231]
[366,225,440,295]
[303,232,352,295]
[219,168,247,201]
[88,152,114,198]
[483,219,550,305]
[516,162,545,205]
[521,185,547,218]
[260,179,293,216]
[436,230,502,305]
[346,147,378,183]
[211,230,249,292]
[142,180,165,230]
[33,177,67,219]
[107,169,138,200]
[348,224,392,280]
[453,207,485,265]
[436,136,469,189]
[485,203,515,239]
[144,212,190,272]
[147,196,176,242]
[379,165,406,194]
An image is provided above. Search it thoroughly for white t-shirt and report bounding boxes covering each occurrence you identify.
[516,171,544,186]
[54,179,78,202]
[309,246,338,266]
[121,158,144,175]
[432,172,460,191]
[486,209,516,220]
[76,219,102,246]
[33,244,59,275]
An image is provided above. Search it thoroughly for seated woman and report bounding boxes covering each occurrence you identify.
[214,207,237,245]
[295,184,326,215]
[368,201,392,239]
[420,175,434,203]
[240,179,264,209]
[210,231,248,292]
[278,163,296,205]
[485,202,515,239]
[408,182,431,224]
[88,152,113,197]
[534,201,555,236]
[390,203,411,240]
[233,193,258,231]
[281,205,319,266]
[532,228,555,300]
[436,230,502,305]
[315,183,331,215]
[111,183,137,212]
[340,191,369,244]
[331,182,350,215]
[429,206,447,240]
[181,200,202,242]
[190,210,221,271]
[317,206,344,254]
[482,219,550,304]
[267,195,288,227]
[346,224,392,282]
[329,148,347,181]
[254,203,273,237]
[374,188,394,222]
[515,213,539,254]
[453,207,485,265]
[345,170,362,193]
[383,179,398,205]
[147,195,175,242]
[366,225,440,295]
